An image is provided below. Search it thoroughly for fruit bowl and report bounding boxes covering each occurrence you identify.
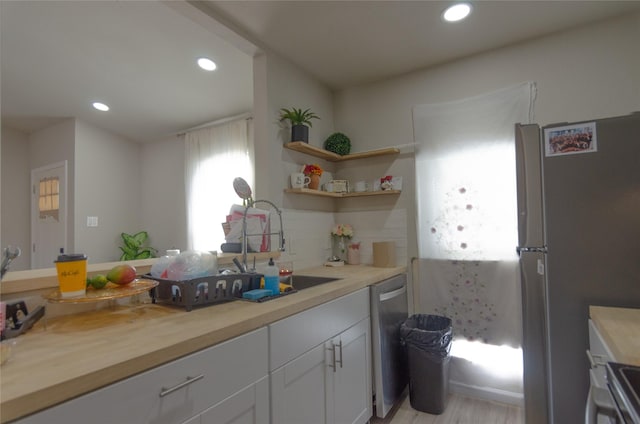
[44,278,158,303]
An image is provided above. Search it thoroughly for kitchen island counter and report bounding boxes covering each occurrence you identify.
[589,305,640,366]
[0,264,406,423]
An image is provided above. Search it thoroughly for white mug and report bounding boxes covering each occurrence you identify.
[290,172,310,189]
[354,181,369,192]
[324,182,335,192]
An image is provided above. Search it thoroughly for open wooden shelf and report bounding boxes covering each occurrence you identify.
[284,142,399,162]
[285,188,401,198]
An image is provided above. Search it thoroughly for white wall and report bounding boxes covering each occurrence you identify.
[253,52,339,267]
[254,52,336,209]
[74,120,141,262]
[333,11,640,262]
[1,119,186,269]
[325,10,640,408]
[29,119,76,255]
[140,135,188,254]
[1,126,31,270]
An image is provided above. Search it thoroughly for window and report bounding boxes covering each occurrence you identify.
[185,118,254,252]
[38,177,59,221]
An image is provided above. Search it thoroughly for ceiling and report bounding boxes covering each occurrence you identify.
[2,1,639,143]
[0,1,254,143]
[206,0,640,90]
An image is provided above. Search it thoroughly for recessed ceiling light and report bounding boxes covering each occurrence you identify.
[197,57,217,71]
[443,3,472,22]
[92,102,109,111]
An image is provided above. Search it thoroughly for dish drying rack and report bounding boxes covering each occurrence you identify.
[149,273,262,311]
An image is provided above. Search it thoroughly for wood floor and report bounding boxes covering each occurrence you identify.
[371,393,524,424]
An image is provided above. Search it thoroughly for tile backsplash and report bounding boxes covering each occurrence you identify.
[278,208,407,270]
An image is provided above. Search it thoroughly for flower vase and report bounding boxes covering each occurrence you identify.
[308,174,320,190]
[347,242,361,265]
[332,236,348,262]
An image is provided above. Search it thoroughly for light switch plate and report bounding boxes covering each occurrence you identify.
[87,216,98,227]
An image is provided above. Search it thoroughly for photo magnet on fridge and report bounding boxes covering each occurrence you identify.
[544,121,597,156]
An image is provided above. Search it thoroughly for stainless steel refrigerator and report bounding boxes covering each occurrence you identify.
[515,112,640,424]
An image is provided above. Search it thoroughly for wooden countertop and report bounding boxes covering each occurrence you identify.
[0,265,405,423]
[590,305,640,366]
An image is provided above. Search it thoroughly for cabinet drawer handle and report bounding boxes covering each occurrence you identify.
[336,340,343,369]
[159,374,204,397]
[328,344,337,373]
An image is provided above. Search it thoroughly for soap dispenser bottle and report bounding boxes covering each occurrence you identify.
[264,258,279,296]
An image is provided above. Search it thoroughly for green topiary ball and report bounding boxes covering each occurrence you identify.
[324,132,351,155]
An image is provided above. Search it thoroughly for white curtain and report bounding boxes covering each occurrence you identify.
[185,118,254,252]
[413,82,536,401]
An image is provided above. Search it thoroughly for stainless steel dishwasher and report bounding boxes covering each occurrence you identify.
[370,273,409,418]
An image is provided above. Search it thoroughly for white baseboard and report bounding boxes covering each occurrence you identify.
[449,380,524,407]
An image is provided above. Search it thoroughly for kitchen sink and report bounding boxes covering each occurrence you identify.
[290,275,340,290]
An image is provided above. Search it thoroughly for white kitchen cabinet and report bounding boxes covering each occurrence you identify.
[327,318,371,424]
[269,288,371,424]
[270,341,329,424]
[15,328,268,424]
[199,376,269,424]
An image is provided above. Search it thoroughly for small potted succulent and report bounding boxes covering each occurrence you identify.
[279,107,320,143]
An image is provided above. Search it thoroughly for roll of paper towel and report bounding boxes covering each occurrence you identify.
[373,241,396,267]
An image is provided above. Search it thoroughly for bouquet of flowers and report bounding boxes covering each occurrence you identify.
[303,163,323,176]
[331,224,354,239]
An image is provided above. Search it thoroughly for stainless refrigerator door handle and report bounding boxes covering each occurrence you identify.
[517,246,548,256]
[379,285,407,302]
[159,374,204,397]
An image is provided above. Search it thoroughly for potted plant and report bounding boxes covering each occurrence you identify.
[324,132,351,155]
[279,107,320,143]
[118,231,157,260]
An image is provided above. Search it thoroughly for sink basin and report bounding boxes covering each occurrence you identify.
[290,275,340,291]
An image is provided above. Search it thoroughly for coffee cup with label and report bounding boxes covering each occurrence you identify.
[290,173,310,189]
[55,254,88,298]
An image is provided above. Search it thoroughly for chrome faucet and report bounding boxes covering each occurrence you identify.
[1,246,21,280]
[241,200,285,273]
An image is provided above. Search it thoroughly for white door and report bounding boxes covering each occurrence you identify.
[31,161,67,269]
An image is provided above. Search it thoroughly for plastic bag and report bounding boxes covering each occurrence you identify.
[165,250,218,280]
[400,314,453,359]
[150,255,175,278]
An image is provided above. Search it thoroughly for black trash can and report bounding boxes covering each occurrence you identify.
[400,314,453,415]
